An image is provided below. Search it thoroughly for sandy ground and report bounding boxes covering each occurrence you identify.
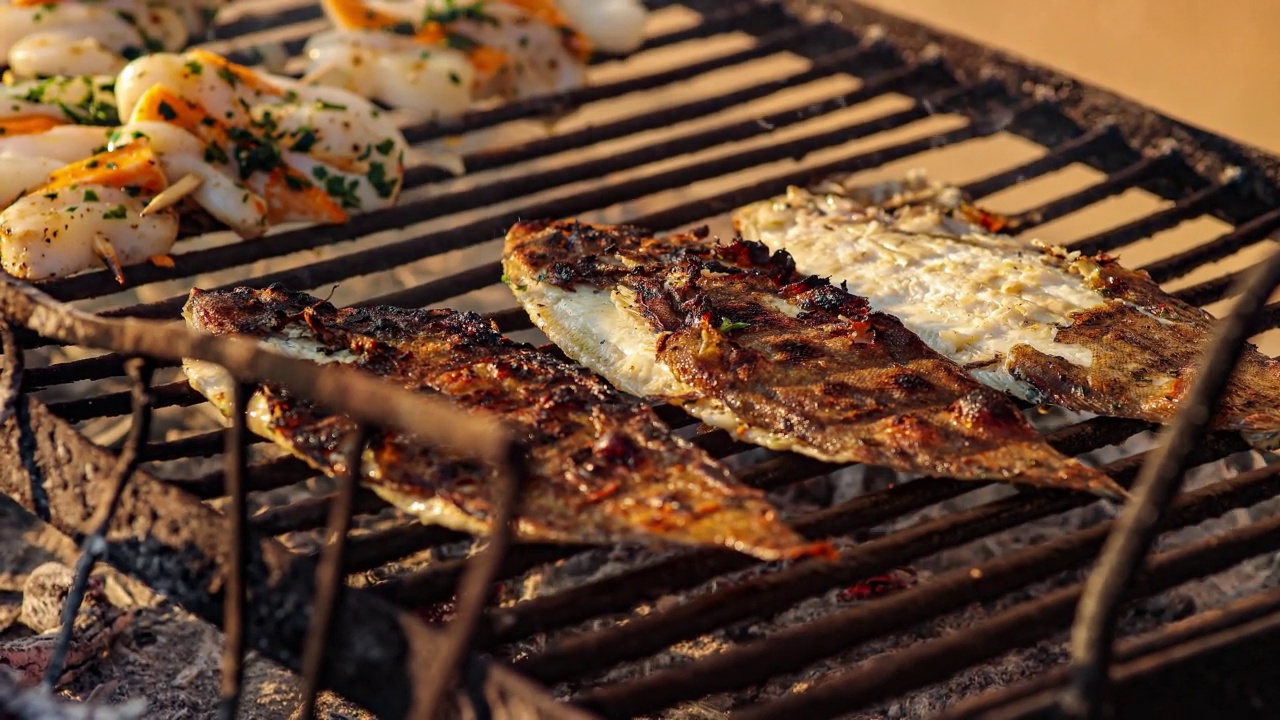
[0,496,371,720]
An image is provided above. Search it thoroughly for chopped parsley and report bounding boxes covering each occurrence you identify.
[217,66,239,87]
[422,0,497,26]
[447,70,462,86]
[500,273,527,291]
[366,161,397,198]
[283,173,308,191]
[291,127,318,153]
[322,175,361,209]
[231,138,284,180]
[203,140,229,163]
[102,204,128,220]
[156,100,177,120]
[185,60,203,75]
[314,99,346,111]
[375,138,395,155]
[718,318,751,332]
[123,185,142,197]
[42,192,57,200]
[82,189,99,202]
[444,32,480,52]
[388,21,416,35]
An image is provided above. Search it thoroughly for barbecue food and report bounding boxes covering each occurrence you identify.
[303,0,648,119]
[110,49,409,238]
[181,285,822,561]
[0,0,226,80]
[502,220,1124,498]
[733,171,1280,449]
[1,141,179,282]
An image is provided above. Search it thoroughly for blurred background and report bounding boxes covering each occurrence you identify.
[863,0,1280,154]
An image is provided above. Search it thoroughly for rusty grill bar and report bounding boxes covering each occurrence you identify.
[6,0,1280,718]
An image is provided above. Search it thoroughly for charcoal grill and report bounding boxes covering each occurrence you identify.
[6,0,1280,718]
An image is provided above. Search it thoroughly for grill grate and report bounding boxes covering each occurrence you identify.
[6,0,1280,718]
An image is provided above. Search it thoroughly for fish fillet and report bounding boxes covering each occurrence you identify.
[733,171,1280,449]
[181,284,823,561]
[502,220,1123,498]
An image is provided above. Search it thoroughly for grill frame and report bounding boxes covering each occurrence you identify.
[3,1,1280,718]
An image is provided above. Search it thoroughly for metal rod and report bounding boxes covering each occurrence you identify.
[1060,245,1280,720]
[296,426,372,720]
[217,382,252,720]
[41,358,153,688]
[415,442,528,720]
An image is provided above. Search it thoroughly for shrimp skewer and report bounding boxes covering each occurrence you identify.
[109,50,407,237]
[0,140,179,282]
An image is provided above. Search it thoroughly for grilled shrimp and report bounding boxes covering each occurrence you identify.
[109,49,405,236]
[0,141,178,281]
[556,0,647,54]
[303,0,608,118]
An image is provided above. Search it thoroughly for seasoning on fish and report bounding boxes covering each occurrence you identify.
[733,170,1280,449]
[181,284,825,561]
[502,220,1124,499]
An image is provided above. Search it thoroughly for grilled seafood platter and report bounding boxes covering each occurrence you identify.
[733,171,1280,449]
[502,220,1124,499]
[181,284,825,561]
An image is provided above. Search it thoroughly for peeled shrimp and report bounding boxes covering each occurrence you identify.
[556,0,648,54]
[303,0,591,118]
[0,142,179,281]
[109,50,406,236]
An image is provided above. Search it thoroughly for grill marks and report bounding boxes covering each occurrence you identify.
[503,220,1123,498]
[744,174,1280,449]
[181,285,822,561]
[1010,255,1280,445]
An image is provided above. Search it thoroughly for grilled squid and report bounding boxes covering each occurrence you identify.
[0,141,179,282]
[0,0,227,80]
[302,0,645,119]
[107,49,407,238]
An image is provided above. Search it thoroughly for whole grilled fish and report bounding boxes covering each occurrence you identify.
[502,220,1123,498]
[733,171,1280,449]
[181,285,823,561]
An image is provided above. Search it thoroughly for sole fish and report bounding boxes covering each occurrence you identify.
[181,284,825,562]
[502,220,1123,498]
[733,171,1280,449]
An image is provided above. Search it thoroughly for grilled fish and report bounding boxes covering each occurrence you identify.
[502,220,1123,498]
[733,171,1280,449]
[181,285,822,561]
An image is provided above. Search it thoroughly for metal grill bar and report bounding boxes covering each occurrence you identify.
[576,453,1280,718]
[960,125,1120,200]
[482,418,1139,646]
[937,581,1280,719]
[727,486,1280,720]
[1068,180,1236,255]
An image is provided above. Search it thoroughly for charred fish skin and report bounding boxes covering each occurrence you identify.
[503,220,1124,499]
[181,284,821,562]
[732,171,1280,448]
